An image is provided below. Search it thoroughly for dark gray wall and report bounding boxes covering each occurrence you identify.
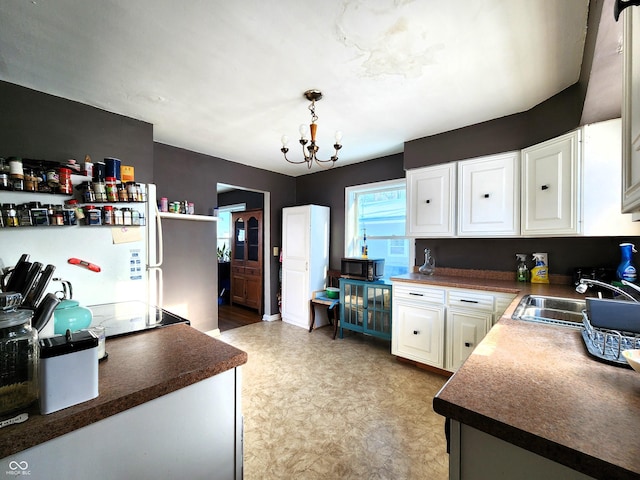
[154,143,296,325]
[403,84,585,170]
[0,81,154,181]
[295,154,405,269]
[219,190,264,210]
[415,237,634,278]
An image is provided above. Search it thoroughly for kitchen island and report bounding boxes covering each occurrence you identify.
[433,306,640,479]
[0,324,247,480]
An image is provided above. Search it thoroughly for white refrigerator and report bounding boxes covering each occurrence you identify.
[0,183,162,311]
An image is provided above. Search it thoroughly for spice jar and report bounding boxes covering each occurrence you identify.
[105,177,118,202]
[23,170,38,192]
[121,207,132,226]
[58,167,73,195]
[2,203,19,227]
[18,204,32,227]
[103,205,113,225]
[113,207,123,225]
[86,206,102,225]
[126,182,137,202]
[8,157,23,181]
[0,308,39,416]
[117,183,128,202]
[94,180,107,202]
[83,182,96,203]
[46,168,59,188]
[51,206,64,226]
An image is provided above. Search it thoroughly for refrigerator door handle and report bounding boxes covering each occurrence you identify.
[149,201,164,268]
[148,266,163,311]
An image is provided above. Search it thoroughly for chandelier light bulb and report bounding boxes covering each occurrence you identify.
[281,135,289,146]
[299,124,308,140]
[334,130,343,143]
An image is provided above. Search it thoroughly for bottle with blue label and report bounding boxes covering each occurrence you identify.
[617,242,637,283]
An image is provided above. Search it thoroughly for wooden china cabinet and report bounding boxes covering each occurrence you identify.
[230,209,263,314]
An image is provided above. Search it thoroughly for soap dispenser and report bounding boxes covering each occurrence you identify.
[516,254,529,282]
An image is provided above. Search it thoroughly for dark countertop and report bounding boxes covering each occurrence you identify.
[399,273,640,479]
[0,324,248,459]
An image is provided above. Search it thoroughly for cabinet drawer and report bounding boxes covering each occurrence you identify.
[447,290,494,311]
[243,267,261,277]
[393,284,445,304]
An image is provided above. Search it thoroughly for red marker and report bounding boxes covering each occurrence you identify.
[68,258,101,272]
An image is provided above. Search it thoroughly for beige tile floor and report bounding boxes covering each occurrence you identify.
[221,320,449,480]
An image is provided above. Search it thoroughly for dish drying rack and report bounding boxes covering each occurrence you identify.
[581,311,640,367]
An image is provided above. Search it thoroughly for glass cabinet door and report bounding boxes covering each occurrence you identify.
[247,215,259,262]
[233,218,245,261]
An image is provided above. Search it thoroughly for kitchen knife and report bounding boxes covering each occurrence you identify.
[23,264,55,309]
[19,262,43,300]
[31,293,60,333]
[1,254,28,292]
[5,260,31,294]
[3,254,30,292]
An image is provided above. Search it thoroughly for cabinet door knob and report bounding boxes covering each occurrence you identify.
[541,184,549,190]
[413,330,420,335]
[425,199,431,204]
[464,342,472,347]
[483,193,490,198]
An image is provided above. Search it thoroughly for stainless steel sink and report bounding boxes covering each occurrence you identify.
[511,295,586,328]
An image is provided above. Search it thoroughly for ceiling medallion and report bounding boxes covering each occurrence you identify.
[280,89,343,170]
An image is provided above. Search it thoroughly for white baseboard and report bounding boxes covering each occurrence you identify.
[206,328,221,337]
[262,313,281,322]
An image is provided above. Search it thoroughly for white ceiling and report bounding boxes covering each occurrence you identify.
[0,0,594,177]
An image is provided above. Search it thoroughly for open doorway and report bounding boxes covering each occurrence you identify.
[217,183,271,332]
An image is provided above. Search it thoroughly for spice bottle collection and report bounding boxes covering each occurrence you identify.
[1,156,147,228]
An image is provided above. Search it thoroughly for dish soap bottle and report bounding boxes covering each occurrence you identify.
[419,248,435,275]
[617,242,637,282]
[516,254,529,282]
[531,253,549,284]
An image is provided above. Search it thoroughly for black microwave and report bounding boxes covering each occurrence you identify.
[341,258,385,282]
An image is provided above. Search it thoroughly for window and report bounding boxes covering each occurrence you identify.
[345,179,411,278]
[216,203,245,262]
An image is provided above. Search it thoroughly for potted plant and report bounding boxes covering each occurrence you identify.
[217,243,230,263]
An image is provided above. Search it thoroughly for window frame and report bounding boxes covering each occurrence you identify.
[344,179,414,273]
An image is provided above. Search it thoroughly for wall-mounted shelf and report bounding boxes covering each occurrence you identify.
[159,212,218,222]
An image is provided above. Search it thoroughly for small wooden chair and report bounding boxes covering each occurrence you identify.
[309,269,341,339]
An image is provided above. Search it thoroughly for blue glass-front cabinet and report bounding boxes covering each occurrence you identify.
[339,278,392,340]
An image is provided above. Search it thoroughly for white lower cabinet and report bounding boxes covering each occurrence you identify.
[447,308,492,372]
[394,299,445,367]
[392,281,515,372]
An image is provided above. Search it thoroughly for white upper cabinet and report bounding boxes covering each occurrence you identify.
[406,120,640,239]
[521,130,581,236]
[622,9,640,213]
[457,151,520,236]
[406,163,456,237]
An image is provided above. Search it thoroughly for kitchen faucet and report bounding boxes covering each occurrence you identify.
[575,278,639,302]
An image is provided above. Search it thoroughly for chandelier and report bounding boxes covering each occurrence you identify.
[280,89,343,169]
